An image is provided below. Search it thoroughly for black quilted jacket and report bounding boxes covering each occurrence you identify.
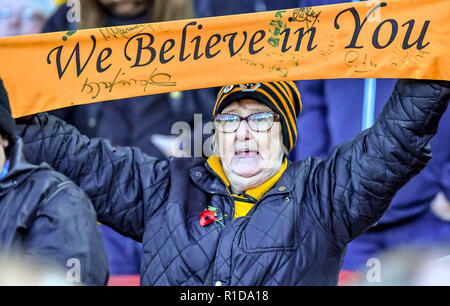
[18,79,450,285]
[0,139,109,285]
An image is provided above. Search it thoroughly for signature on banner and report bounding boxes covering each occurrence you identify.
[288,7,321,30]
[390,46,430,68]
[268,10,287,48]
[265,51,302,67]
[238,53,290,78]
[80,67,176,99]
[344,50,378,73]
[99,24,154,41]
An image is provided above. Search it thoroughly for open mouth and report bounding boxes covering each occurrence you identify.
[234,149,259,158]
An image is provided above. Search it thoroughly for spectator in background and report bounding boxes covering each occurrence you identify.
[293,0,450,286]
[42,0,217,282]
[0,0,55,36]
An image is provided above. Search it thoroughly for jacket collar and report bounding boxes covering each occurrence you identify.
[0,137,44,193]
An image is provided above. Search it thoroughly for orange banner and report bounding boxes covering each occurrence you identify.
[0,0,448,118]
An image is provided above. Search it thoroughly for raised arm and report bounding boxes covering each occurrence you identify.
[17,113,171,241]
[304,79,450,247]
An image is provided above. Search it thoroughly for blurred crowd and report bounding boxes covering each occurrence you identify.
[0,0,449,286]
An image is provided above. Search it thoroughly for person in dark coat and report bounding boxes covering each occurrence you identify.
[0,79,108,286]
[0,0,55,37]
[42,0,217,278]
[16,78,450,285]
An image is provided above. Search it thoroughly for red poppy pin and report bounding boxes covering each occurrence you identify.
[200,206,225,227]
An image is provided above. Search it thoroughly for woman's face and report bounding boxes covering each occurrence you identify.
[216,99,284,179]
[97,0,150,17]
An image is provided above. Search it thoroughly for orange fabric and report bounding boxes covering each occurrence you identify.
[0,0,448,118]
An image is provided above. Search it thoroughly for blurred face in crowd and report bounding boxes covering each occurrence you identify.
[0,0,46,37]
[215,99,284,194]
[98,0,151,17]
[0,134,8,169]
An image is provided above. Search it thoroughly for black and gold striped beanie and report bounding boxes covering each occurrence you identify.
[213,81,302,152]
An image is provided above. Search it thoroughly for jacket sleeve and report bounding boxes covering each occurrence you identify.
[23,181,109,286]
[17,113,171,241]
[304,79,450,247]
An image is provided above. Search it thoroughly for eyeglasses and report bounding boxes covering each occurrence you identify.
[213,112,280,133]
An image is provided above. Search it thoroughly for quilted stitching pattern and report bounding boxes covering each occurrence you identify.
[17,80,450,285]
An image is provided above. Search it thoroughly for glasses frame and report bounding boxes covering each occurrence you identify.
[213,112,280,133]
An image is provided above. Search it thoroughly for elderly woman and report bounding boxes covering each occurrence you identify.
[17,79,449,285]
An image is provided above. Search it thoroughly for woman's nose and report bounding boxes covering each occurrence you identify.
[235,119,251,140]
